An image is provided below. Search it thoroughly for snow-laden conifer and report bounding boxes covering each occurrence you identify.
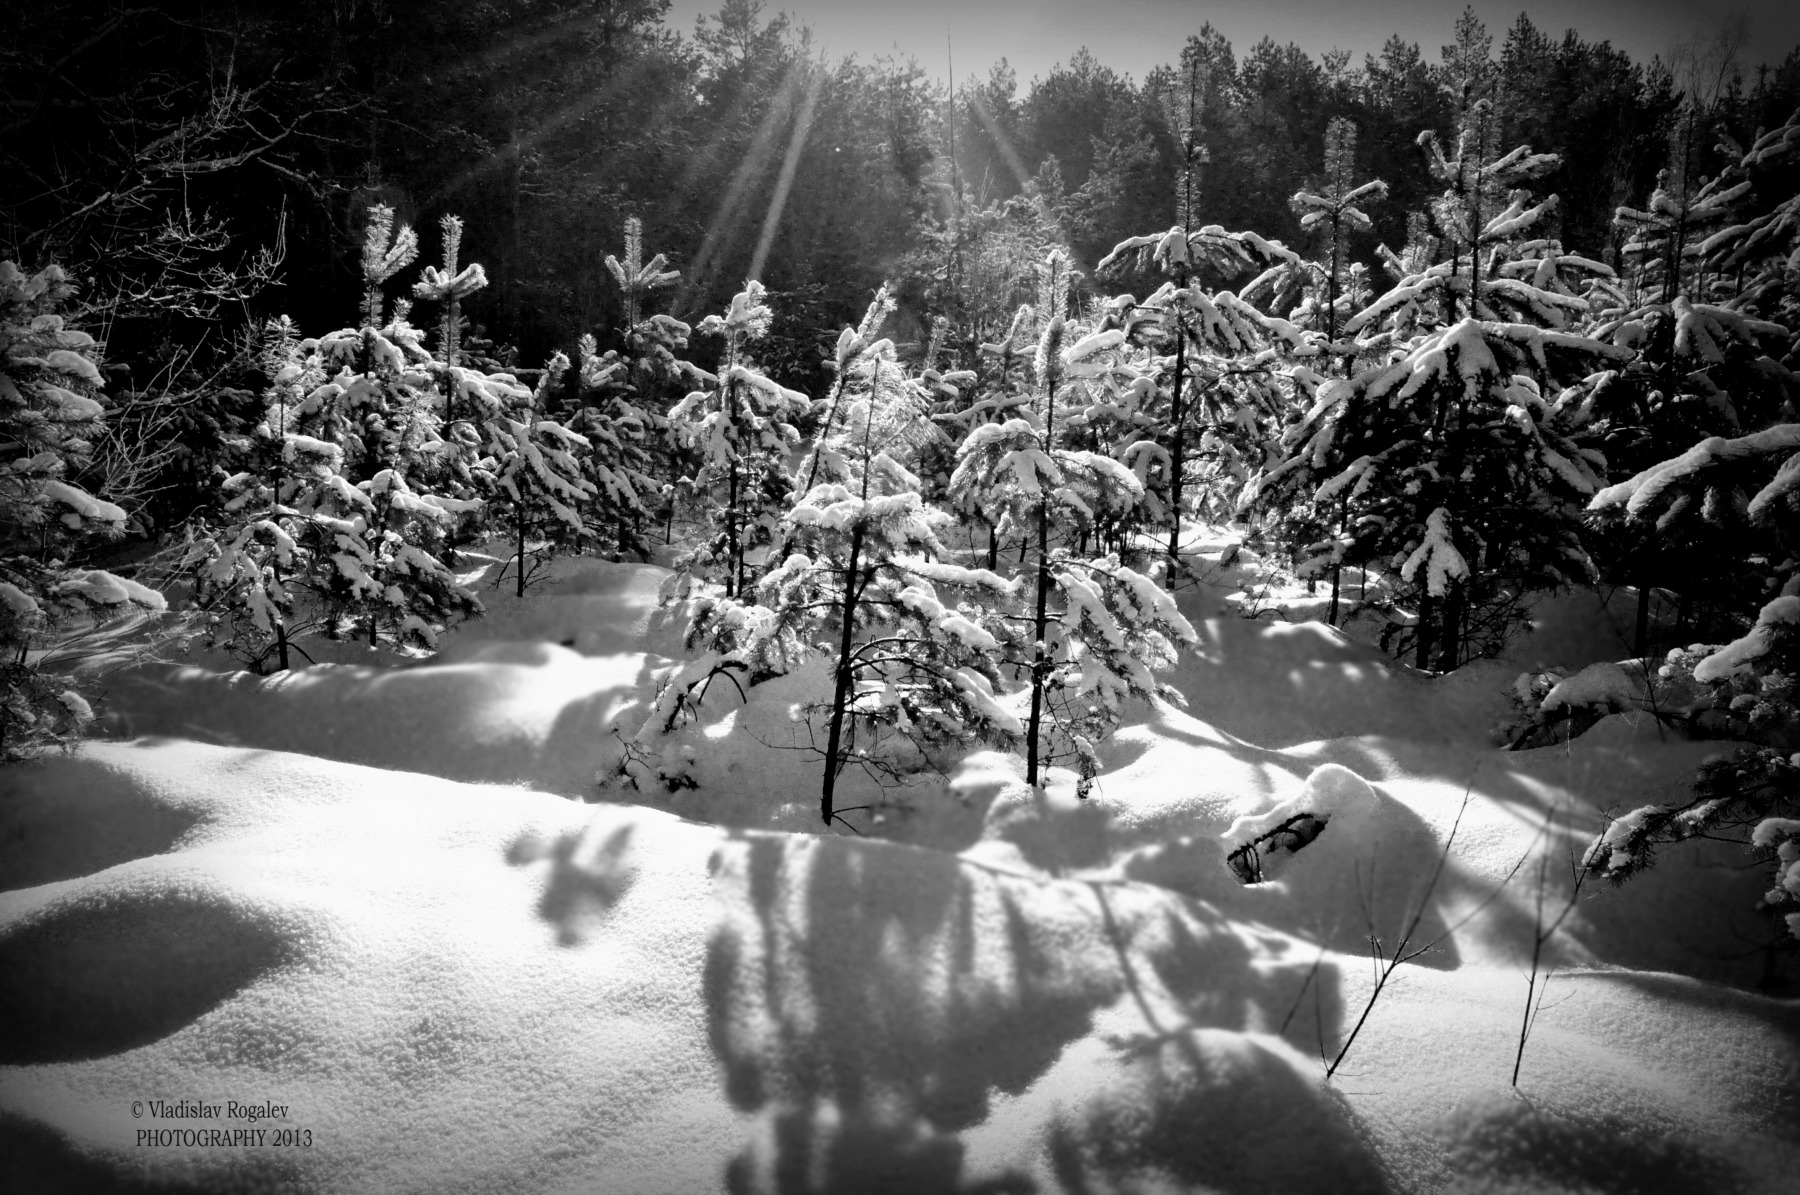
[695,323,1019,826]
[183,208,492,662]
[1247,112,1636,667]
[484,354,596,596]
[1287,118,1389,351]
[953,251,1199,791]
[572,217,701,557]
[1,262,163,755]
[1580,114,1800,653]
[666,281,807,598]
[1097,69,1311,557]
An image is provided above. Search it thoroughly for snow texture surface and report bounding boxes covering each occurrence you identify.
[3,552,1798,1194]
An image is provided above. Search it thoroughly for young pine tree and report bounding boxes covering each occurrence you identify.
[183,208,486,664]
[1,262,165,756]
[666,282,809,598]
[484,354,597,597]
[694,328,1021,826]
[1255,112,1629,668]
[573,216,692,557]
[951,251,1199,791]
[1098,64,1310,559]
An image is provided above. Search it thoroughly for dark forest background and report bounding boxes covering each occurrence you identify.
[6,0,1797,394]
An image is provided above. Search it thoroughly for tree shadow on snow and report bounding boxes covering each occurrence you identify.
[505,822,638,945]
[701,829,1391,1194]
[0,752,207,891]
[0,885,291,1065]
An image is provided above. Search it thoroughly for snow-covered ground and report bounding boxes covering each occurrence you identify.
[3,536,1797,1193]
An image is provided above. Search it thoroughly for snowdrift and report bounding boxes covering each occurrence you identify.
[3,558,1798,1193]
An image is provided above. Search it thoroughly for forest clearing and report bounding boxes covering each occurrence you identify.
[3,2,1799,1191]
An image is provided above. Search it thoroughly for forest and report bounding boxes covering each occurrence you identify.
[3,1,1800,1192]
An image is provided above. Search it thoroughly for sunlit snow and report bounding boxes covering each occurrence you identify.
[2,539,1796,1193]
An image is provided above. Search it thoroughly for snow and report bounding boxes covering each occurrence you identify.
[39,479,126,525]
[1400,506,1469,597]
[4,549,1798,1193]
[1540,661,1645,714]
[0,580,39,615]
[1693,596,1800,683]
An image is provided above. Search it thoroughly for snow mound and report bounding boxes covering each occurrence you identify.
[1541,660,1645,713]
[104,644,656,797]
[447,558,690,660]
[10,546,1800,1192]
[5,741,1797,1193]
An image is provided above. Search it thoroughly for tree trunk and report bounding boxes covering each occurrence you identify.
[1026,491,1052,788]
[820,522,866,825]
[1635,580,1651,658]
[1416,589,1436,671]
[725,460,740,598]
[273,561,290,672]
[516,495,527,600]
[1436,579,1464,672]
[1166,289,1188,559]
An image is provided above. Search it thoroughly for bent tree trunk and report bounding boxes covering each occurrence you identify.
[820,521,866,826]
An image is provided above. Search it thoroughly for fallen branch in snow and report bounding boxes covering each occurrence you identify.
[1227,812,1329,883]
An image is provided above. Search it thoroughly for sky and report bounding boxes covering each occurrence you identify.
[662,0,1800,89]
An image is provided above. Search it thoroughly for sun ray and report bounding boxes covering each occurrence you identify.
[748,64,823,283]
[964,86,1034,193]
[425,71,635,207]
[676,63,807,313]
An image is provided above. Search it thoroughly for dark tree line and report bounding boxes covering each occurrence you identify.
[5,0,1796,529]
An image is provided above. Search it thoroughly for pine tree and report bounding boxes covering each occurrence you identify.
[485,354,596,597]
[667,281,809,598]
[411,214,490,426]
[1262,118,1390,623]
[1252,118,1629,668]
[1098,57,1309,558]
[183,318,316,673]
[1412,99,1562,325]
[702,327,1019,826]
[182,208,488,664]
[570,216,693,558]
[1290,118,1389,352]
[1,262,164,757]
[407,211,548,560]
[1584,110,1800,651]
[951,250,1199,791]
